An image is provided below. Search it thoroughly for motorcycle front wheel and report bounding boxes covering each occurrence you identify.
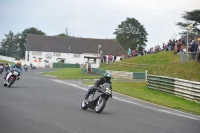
[81,99,88,110]
[8,77,15,87]
[95,96,106,113]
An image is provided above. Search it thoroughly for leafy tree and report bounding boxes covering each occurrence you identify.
[18,27,46,58]
[0,31,19,57]
[176,9,200,35]
[57,33,67,36]
[113,17,148,51]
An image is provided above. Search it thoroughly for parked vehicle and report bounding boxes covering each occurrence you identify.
[4,68,20,87]
[81,82,112,113]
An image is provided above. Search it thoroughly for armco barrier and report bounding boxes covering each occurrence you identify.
[82,68,147,80]
[53,63,80,68]
[133,72,146,79]
[92,68,106,76]
[82,68,87,75]
[147,74,200,102]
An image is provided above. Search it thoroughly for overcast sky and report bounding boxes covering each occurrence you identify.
[0,0,199,50]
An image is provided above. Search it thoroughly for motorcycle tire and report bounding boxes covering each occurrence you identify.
[81,99,88,110]
[4,83,7,87]
[8,78,15,87]
[95,97,106,113]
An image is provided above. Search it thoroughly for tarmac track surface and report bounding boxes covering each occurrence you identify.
[0,68,199,133]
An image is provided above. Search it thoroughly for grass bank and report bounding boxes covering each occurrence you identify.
[100,51,200,82]
[42,68,200,115]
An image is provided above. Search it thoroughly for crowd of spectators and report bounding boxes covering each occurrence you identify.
[101,37,200,63]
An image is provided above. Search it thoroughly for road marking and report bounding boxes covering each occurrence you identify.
[50,79,200,121]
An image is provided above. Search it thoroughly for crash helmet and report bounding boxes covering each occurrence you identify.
[5,63,8,65]
[16,61,21,67]
[104,72,112,81]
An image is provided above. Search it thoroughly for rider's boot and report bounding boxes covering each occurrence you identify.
[85,89,91,99]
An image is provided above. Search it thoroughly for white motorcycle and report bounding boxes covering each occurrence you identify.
[4,68,20,87]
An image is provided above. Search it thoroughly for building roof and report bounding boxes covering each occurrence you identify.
[26,34,126,56]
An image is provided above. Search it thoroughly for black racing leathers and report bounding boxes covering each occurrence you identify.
[85,77,112,98]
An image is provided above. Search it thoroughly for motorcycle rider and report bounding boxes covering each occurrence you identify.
[24,63,28,68]
[4,62,10,72]
[4,61,22,80]
[0,62,5,68]
[85,72,112,100]
[0,62,5,73]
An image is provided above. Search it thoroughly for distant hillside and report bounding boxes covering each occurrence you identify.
[100,51,200,82]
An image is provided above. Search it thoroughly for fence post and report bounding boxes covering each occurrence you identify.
[145,70,148,81]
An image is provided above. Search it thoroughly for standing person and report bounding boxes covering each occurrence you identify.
[190,40,198,60]
[197,39,200,62]
[113,54,117,61]
[103,55,107,63]
[176,39,182,53]
[172,39,176,50]
[84,73,112,101]
[127,48,132,58]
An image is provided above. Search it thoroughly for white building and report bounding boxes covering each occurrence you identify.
[25,35,126,68]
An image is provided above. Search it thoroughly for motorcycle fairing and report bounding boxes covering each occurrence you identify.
[87,91,104,109]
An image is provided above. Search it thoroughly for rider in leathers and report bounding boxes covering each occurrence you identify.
[4,61,22,80]
[85,72,112,99]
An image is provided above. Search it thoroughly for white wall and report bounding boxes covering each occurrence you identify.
[25,51,101,68]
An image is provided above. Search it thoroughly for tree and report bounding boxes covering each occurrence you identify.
[176,9,200,35]
[0,31,19,57]
[113,17,148,51]
[18,27,46,58]
[57,33,67,36]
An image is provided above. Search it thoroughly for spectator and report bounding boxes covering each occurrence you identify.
[172,39,175,50]
[197,39,200,62]
[113,54,117,61]
[190,40,198,60]
[107,54,112,64]
[103,55,107,63]
[175,39,182,53]
[190,40,198,52]
[132,50,137,56]
[127,48,132,58]
[168,40,172,51]
[198,39,200,51]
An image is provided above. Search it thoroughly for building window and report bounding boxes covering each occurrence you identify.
[53,53,61,57]
[73,54,80,58]
[32,51,42,56]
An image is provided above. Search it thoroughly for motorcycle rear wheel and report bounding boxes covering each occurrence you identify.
[81,99,88,110]
[95,97,106,113]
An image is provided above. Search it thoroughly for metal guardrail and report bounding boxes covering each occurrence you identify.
[82,68,147,80]
[147,74,200,102]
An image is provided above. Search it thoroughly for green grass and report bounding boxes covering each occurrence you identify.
[120,51,180,65]
[0,60,13,64]
[42,68,100,79]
